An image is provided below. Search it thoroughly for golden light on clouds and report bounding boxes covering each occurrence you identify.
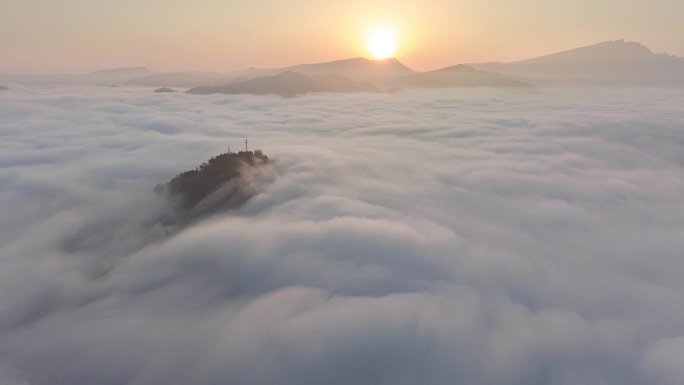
[366,24,399,59]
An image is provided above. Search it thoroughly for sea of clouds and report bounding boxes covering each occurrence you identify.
[1,85,684,385]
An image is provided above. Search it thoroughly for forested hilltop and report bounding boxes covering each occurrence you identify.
[156,149,271,214]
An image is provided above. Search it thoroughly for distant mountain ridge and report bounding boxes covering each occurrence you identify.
[0,67,157,86]
[130,72,236,87]
[469,40,684,86]
[187,71,380,97]
[2,40,683,89]
[275,57,415,80]
[394,64,529,88]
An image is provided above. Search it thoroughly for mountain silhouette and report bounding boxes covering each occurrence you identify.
[4,40,682,88]
[0,85,7,91]
[395,64,529,88]
[470,40,684,86]
[239,57,415,81]
[282,57,415,80]
[187,71,379,97]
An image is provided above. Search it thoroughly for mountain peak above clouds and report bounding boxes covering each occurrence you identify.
[241,57,416,81]
[186,71,380,97]
[4,40,682,88]
[469,39,684,86]
[395,64,530,88]
[187,71,325,97]
[156,149,272,220]
[516,39,656,65]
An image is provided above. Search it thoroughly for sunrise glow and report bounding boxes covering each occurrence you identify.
[366,25,398,59]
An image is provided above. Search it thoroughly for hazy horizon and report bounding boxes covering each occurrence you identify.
[2,0,683,74]
[1,38,682,80]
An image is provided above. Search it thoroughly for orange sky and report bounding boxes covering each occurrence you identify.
[2,0,683,74]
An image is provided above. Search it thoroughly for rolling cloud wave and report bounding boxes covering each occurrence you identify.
[1,86,684,385]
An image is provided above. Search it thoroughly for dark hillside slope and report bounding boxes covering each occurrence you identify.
[156,150,272,214]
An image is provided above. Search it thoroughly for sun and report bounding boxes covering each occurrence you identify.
[366,25,398,60]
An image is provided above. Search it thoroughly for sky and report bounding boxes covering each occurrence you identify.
[2,85,684,384]
[2,0,684,73]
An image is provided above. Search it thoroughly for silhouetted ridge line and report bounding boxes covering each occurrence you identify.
[186,71,379,97]
[395,64,530,88]
[283,57,416,79]
[468,39,684,86]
